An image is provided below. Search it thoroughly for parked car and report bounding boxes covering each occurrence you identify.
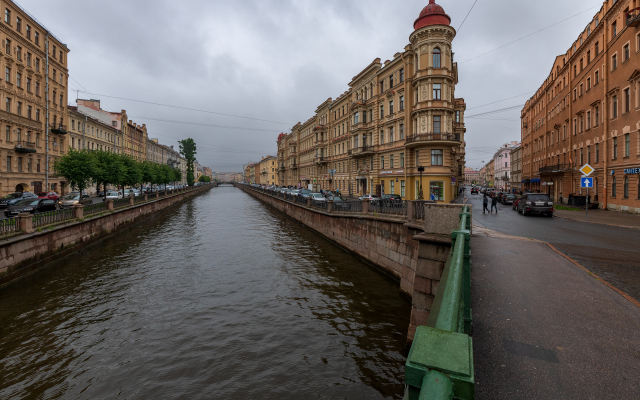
[59,192,92,209]
[36,192,60,202]
[105,191,124,200]
[4,198,58,218]
[381,194,403,201]
[309,193,326,201]
[501,194,516,205]
[0,192,39,208]
[517,193,554,217]
[298,189,312,198]
[358,194,380,201]
[471,187,479,195]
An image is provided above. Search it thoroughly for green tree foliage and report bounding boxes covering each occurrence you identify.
[91,150,126,200]
[198,175,211,182]
[54,150,96,194]
[179,138,197,186]
[140,161,157,189]
[172,168,182,184]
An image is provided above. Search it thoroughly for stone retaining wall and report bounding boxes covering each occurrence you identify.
[238,184,469,342]
[0,186,212,289]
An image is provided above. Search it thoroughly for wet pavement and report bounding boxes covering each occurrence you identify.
[471,228,640,399]
[465,193,640,301]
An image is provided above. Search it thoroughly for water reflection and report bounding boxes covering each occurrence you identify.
[0,185,410,399]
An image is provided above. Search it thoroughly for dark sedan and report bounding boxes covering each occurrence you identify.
[0,192,39,208]
[471,187,479,195]
[4,198,58,218]
[517,193,554,217]
[502,194,516,205]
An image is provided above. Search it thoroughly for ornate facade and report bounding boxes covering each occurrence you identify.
[275,0,466,201]
[521,0,640,212]
[0,0,69,195]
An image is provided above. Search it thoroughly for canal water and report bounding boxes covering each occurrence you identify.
[0,185,411,399]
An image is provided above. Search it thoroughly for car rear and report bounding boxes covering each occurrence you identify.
[522,194,554,215]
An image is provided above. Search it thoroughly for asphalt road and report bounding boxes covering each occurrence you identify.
[465,191,640,301]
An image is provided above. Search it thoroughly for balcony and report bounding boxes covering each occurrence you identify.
[314,139,327,147]
[279,165,285,171]
[405,133,461,148]
[351,146,375,157]
[627,8,640,27]
[314,156,328,165]
[15,141,36,153]
[50,123,67,135]
[539,164,572,174]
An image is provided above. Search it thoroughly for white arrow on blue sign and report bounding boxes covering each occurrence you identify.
[581,177,593,188]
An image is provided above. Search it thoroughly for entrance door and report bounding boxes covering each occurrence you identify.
[15,184,24,193]
[34,181,42,193]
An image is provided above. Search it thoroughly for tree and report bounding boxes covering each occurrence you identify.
[54,150,96,195]
[117,155,142,196]
[91,150,126,201]
[140,161,157,192]
[179,138,197,186]
[159,164,173,189]
[172,168,182,187]
[198,175,211,182]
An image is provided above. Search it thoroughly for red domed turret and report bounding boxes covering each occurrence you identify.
[414,0,451,30]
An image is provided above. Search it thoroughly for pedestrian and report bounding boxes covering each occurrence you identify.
[430,192,436,201]
[482,195,489,214]
[491,194,498,214]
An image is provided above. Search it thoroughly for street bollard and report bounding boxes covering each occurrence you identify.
[106,199,115,211]
[129,196,135,206]
[18,213,34,233]
[407,200,415,221]
[362,198,370,214]
[327,200,333,213]
[73,204,84,219]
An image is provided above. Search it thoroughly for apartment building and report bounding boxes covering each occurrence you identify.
[259,155,277,186]
[68,106,121,153]
[272,0,466,202]
[510,145,522,191]
[492,141,519,191]
[464,167,480,185]
[121,110,147,162]
[521,0,640,211]
[0,0,69,195]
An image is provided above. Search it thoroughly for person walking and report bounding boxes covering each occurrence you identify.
[482,195,489,214]
[430,192,436,201]
[491,194,498,214]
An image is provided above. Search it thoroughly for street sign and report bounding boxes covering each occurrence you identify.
[581,177,593,188]
[580,164,594,176]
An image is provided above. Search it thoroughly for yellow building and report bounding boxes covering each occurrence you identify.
[120,110,147,161]
[264,1,466,201]
[259,155,277,186]
[0,0,70,195]
[68,106,122,153]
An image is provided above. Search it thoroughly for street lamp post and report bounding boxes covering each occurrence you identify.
[418,166,425,200]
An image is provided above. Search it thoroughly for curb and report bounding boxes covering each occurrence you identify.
[553,214,640,230]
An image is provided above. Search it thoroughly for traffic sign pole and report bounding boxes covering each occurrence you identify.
[586,185,588,221]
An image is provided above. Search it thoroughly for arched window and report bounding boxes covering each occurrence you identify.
[624,176,629,198]
[612,177,617,197]
[433,48,441,68]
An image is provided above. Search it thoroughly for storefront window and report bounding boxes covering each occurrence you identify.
[430,181,444,201]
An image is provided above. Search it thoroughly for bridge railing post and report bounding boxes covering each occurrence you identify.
[362,199,369,214]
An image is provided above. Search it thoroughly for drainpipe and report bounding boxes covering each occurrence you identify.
[603,9,609,210]
[45,33,50,191]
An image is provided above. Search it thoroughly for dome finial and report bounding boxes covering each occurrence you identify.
[429,0,435,3]
[414,1,451,30]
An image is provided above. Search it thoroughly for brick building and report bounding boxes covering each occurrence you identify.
[521,0,640,212]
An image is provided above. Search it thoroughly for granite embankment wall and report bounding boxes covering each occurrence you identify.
[0,185,212,288]
[238,184,469,342]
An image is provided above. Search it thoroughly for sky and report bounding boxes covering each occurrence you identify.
[20,0,602,172]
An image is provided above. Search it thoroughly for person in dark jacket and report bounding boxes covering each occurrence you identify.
[491,194,498,213]
[483,195,489,214]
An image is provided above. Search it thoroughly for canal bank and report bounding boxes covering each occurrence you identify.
[0,184,411,399]
[0,185,213,289]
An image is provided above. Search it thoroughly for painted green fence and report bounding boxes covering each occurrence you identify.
[405,205,474,400]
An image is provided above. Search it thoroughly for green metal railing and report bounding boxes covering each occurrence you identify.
[405,205,474,400]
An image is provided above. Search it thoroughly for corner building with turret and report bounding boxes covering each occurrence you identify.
[276,0,466,202]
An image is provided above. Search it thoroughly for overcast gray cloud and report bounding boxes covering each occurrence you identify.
[21,0,600,171]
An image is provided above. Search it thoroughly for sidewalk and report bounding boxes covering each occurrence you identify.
[554,208,640,228]
[471,225,640,399]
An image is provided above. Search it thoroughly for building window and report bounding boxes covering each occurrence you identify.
[625,134,630,157]
[27,105,31,119]
[612,54,617,71]
[456,111,460,123]
[16,45,20,60]
[16,16,20,31]
[5,97,9,112]
[389,127,394,142]
[433,115,441,133]
[4,8,10,24]
[17,157,22,172]
[595,41,599,54]
[612,21,617,38]
[390,154,394,168]
[401,180,405,197]
[431,149,443,166]
[35,31,39,45]
[389,74,394,88]
[380,130,384,145]
[624,44,630,61]
[433,48,441,68]
[613,95,618,119]
[389,100,394,114]
[612,176,617,197]
[587,110,591,129]
[400,124,404,140]
[430,181,444,201]
[26,25,30,39]
[624,88,630,113]
[35,58,39,72]
[400,153,405,167]
[354,112,359,124]
[595,106,599,125]
[596,143,599,163]
[623,176,629,199]
[400,68,404,82]
[580,148,583,165]
[433,83,441,100]
[381,156,385,170]
[26,77,31,92]
[415,150,420,167]
[380,104,384,118]
[587,77,591,90]
[16,72,20,87]
[588,146,591,164]
[399,95,404,111]
[613,137,618,159]
[36,109,40,121]
[6,156,11,171]
[595,70,599,84]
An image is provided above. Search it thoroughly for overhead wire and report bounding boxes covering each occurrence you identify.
[457,0,479,34]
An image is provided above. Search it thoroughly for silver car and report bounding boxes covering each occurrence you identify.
[59,192,92,209]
